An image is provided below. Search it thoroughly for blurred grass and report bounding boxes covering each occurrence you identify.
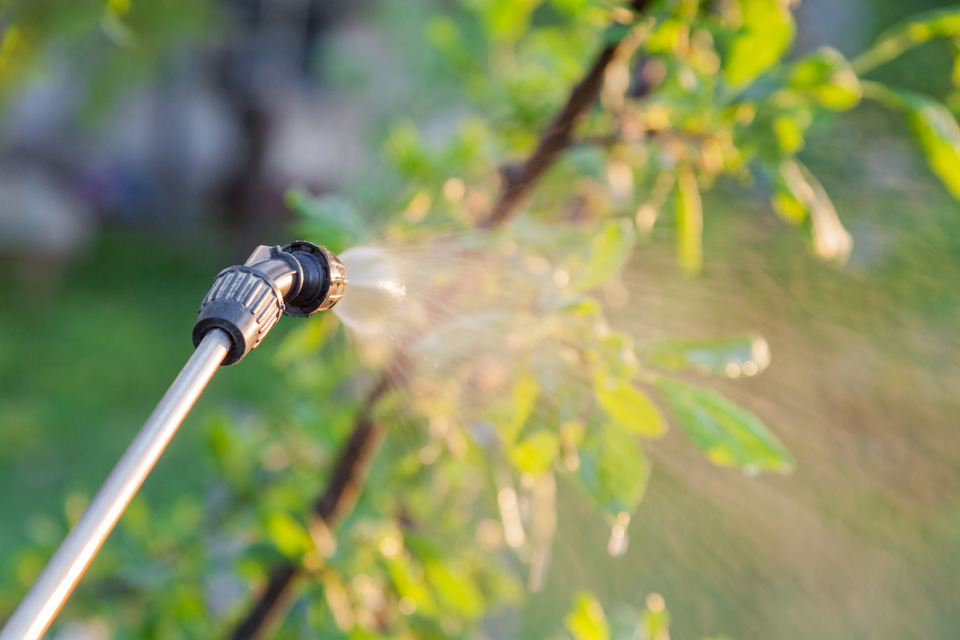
[0,230,289,556]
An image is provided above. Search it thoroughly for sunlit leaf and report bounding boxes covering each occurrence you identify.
[508,374,540,443]
[773,160,852,263]
[639,333,771,378]
[675,168,702,274]
[802,166,851,264]
[554,295,603,318]
[385,554,438,618]
[476,0,546,45]
[655,377,793,473]
[770,168,808,225]
[549,0,591,16]
[264,513,314,559]
[853,7,960,75]
[772,110,811,154]
[594,375,666,439]
[724,0,795,87]
[863,83,960,201]
[789,47,862,111]
[425,560,486,620]
[579,422,648,515]
[509,429,560,475]
[569,218,636,292]
[647,19,688,55]
[565,592,610,640]
[483,372,541,447]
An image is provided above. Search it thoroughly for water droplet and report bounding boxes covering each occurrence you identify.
[646,592,665,612]
[379,536,401,558]
[398,596,416,615]
[443,177,465,201]
[607,522,629,556]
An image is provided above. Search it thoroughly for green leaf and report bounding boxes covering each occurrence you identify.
[655,377,794,473]
[579,422,649,515]
[487,373,541,446]
[285,189,364,254]
[863,83,960,201]
[772,110,811,154]
[639,333,771,378]
[789,47,862,111]
[205,414,253,489]
[569,218,636,293]
[385,554,438,618]
[549,0,591,16]
[509,429,560,476]
[647,19,688,55]
[477,0,545,45]
[724,0,795,87]
[602,21,633,47]
[772,160,852,263]
[508,374,539,443]
[264,513,314,559]
[425,560,486,620]
[383,122,435,180]
[554,295,603,318]
[853,7,960,75]
[594,376,666,439]
[565,592,610,640]
[675,168,702,274]
[273,313,337,366]
[426,16,475,73]
[770,166,808,225]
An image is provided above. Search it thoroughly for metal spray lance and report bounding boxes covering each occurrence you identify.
[0,241,347,640]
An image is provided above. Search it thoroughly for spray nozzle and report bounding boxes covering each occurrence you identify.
[192,241,347,365]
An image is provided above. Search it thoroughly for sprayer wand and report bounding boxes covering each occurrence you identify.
[0,241,347,640]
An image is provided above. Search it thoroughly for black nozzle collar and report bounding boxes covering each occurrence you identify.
[192,241,347,365]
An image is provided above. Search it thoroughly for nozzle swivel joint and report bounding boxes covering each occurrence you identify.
[192,241,346,365]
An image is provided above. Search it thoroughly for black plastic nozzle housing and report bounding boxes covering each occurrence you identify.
[192,241,346,365]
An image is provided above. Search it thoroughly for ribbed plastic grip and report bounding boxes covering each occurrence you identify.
[192,266,284,365]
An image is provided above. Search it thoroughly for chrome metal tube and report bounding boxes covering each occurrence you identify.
[0,329,231,640]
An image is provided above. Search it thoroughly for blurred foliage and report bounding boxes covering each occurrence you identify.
[563,590,731,640]
[0,0,213,117]
[3,0,960,638]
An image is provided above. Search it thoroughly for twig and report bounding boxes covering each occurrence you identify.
[229,363,404,640]
[228,2,652,637]
[483,0,653,227]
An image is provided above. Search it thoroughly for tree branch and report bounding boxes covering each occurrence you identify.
[229,364,404,640]
[229,3,652,637]
[483,0,652,227]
